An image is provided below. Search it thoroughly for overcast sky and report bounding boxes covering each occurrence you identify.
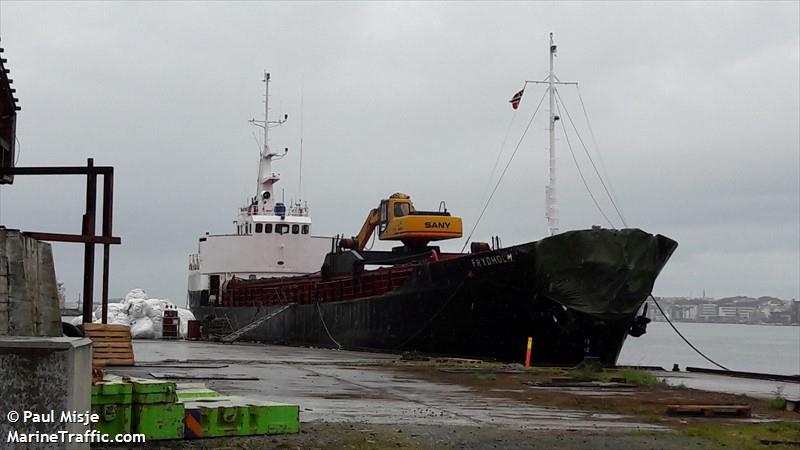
[0,1,797,304]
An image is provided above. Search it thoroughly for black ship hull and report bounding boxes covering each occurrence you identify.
[190,228,677,366]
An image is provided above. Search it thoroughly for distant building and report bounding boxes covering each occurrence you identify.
[736,307,756,321]
[718,306,738,320]
[698,303,717,319]
[670,304,697,321]
[649,296,796,325]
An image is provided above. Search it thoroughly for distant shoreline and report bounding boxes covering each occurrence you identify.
[648,319,799,327]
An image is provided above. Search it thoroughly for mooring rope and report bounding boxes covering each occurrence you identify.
[649,295,730,371]
[316,302,342,350]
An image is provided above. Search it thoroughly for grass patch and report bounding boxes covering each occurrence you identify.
[769,386,788,410]
[615,368,664,385]
[684,422,800,450]
[568,367,664,385]
[570,366,601,382]
[768,397,787,410]
[474,373,496,381]
[639,414,663,424]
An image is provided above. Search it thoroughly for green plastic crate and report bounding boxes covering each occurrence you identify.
[91,378,133,405]
[131,378,178,404]
[256,400,300,435]
[91,378,133,435]
[131,402,185,440]
[92,404,132,436]
[177,386,220,400]
[183,396,299,439]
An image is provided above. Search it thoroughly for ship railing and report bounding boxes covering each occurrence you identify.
[315,266,414,302]
[223,266,415,307]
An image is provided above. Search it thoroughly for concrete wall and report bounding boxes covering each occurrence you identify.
[0,228,61,336]
[0,337,91,450]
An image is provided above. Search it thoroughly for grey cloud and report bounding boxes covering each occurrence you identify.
[0,1,797,303]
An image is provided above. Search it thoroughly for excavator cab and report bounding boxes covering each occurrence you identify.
[377,195,413,235]
[378,193,462,248]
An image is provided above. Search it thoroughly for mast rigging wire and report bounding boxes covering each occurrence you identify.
[298,85,304,199]
[555,89,628,227]
[555,97,615,228]
[574,85,620,201]
[649,295,730,371]
[479,111,519,210]
[460,89,549,253]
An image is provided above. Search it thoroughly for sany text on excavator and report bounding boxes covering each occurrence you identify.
[324,193,463,277]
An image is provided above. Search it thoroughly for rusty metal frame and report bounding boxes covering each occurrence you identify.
[5,158,121,324]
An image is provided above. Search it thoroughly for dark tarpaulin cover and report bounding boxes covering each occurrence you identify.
[534,228,677,319]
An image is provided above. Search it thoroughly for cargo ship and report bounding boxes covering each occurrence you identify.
[188,38,677,365]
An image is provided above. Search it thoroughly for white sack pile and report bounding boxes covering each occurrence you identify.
[71,288,195,339]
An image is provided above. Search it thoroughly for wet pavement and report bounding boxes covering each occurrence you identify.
[111,340,665,432]
[658,370,800,400]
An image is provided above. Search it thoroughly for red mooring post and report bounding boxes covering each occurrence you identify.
[525,337,533,368]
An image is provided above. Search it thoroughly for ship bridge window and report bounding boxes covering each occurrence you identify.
[292,225,299,234]
[255,223,263,233]
[276,224,290,235]
[302,225,309,234]
[265,224,273,233]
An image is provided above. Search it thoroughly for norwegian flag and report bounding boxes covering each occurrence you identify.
[509,88,524,110]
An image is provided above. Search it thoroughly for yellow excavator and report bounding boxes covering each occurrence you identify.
[340,193,463,250]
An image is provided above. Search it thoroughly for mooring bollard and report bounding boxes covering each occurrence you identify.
[525,337,533,368]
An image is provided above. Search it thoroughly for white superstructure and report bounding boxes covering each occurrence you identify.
[188,73,331,305]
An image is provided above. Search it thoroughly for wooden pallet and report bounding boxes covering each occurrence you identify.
[83,323,135,367]
[666,404,751,418]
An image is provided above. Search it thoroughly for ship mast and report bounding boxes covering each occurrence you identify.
[527,33,575,235]
[546,33,559,236]
[250,72,288,215]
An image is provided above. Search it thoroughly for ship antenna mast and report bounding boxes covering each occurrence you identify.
[249,71,288,215]
[546,32,558,236]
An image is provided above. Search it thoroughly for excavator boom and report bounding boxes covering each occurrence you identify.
[353,208,380,250]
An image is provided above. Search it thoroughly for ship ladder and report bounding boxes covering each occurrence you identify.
[220,304,294,344]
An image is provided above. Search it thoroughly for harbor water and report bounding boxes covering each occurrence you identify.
[618,322,800,376]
